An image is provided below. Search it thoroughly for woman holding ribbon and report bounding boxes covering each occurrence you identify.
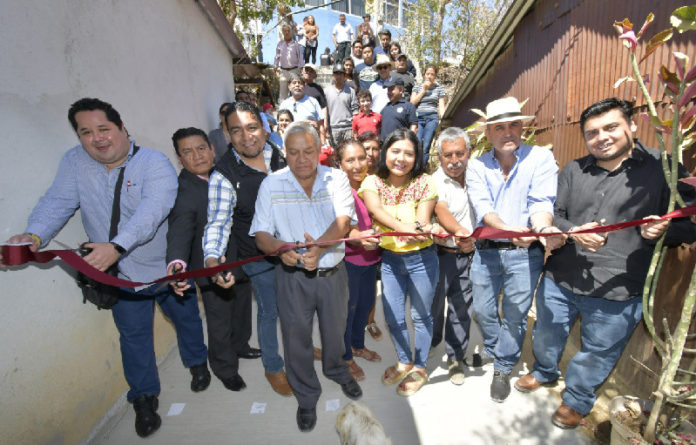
[336,140,382,382]
[359,129,442,396]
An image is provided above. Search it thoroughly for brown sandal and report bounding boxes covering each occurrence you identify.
[366,322,382,340]
[352,347,382,362]
[396,370,428,396]
[346,359,366,381]
[382,362,413,385]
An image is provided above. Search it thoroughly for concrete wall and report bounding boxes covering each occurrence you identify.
[0,1,236,443]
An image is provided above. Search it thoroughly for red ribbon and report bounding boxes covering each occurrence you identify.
[4,204,696,288]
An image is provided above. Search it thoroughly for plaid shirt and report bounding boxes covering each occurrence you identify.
[202,145,273,262]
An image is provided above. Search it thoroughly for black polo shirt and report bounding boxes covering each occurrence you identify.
[546,140,696,301]
[380,98,417,141]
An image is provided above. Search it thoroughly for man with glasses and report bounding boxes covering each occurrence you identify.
[368,54,393,113]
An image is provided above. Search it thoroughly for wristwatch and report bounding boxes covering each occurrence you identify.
[110,242,126,255]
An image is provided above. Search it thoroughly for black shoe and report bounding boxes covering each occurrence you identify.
[238,347,262,359]
[190,363,211,392]
[470,353,483,367]
[490,370,511,403]
[221,374,247,391]
[296,406,317,432]
[340,379,363,400]
[133,395,161,438]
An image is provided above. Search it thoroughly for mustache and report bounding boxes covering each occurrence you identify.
[446,161,464,169]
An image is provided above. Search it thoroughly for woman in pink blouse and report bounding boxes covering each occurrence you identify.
[336,140,382,382]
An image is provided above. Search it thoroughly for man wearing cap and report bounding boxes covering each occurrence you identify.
[375,29,391,55]
[389,54,416,101]
[379,78,417,141]
[332,14,354,63]
[514,98,696,428]
[275,24,305,101]
[368,54,393,114]
[325,62,358,147]
[466,96,562,403]
[278,74,326,145]
[357,45,378,90]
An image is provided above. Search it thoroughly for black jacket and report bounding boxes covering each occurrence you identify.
[166,168,245,283]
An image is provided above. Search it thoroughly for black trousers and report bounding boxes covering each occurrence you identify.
[198,279,252,380]
[276,262,352,409]
[430,250,475,361]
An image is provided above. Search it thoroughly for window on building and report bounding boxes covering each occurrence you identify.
[330,0,365,17]
[305,0,324,6]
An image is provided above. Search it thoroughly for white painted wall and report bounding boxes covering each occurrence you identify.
[0,1,236,443]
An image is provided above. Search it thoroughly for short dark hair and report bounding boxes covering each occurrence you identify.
[171,127,210,156]
[376,129,424,182]
[352,40,363,48]
[357,130,379,144]
[219,102,234,114]
[224,101,264,129]
[277,109,294,122]
[378,29,391,38]
[580,98,633,133]
[335,139,365,163]
[68,98,123,131]
[424,64,438,75]
[357,89,372,101]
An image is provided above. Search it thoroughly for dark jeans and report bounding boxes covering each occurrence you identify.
[336,41,351,62]
[430,250,474,361]
[113,284,207,402]
[343,261,378,360]
[418,112,439,164]
[304,44,317,64]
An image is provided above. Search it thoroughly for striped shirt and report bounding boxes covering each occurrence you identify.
[249,165,357,269]
[203,145,273,262]
[412,83,445,116]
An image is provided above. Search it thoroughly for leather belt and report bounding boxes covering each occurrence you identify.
[280,66,298,70]
[281,263,340,278]
[476,240,543,250]
[437,245,472,256]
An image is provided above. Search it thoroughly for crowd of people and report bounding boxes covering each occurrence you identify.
[3,91,695,440]
[273,12,446,162]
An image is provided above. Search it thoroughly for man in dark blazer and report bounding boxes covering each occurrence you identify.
[166,127,250,391]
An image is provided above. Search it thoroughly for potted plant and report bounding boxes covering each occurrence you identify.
[609,6,696,444]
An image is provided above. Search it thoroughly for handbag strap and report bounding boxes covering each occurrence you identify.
[110,145,140,240]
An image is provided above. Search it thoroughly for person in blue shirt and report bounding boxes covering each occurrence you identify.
[466,96,563,403]
[2,98,208,438]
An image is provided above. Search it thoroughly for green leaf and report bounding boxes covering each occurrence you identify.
[640,28,674,63]
[614,76,635,88]
[671,5,696,33]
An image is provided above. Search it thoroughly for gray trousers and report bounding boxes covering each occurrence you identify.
[430,250,475,361]
[276,262,352,408]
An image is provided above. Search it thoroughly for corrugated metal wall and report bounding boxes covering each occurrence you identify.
[449,0,696,407]
[451,0,695,167]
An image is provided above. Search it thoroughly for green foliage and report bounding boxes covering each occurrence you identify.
[218,0,305,26]
[671,5,696,33]
[402,0,512,71]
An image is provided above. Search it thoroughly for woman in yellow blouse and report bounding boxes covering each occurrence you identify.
[359,129,443,396]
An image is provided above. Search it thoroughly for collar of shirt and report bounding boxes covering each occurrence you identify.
[231,143,273,172]
[578,139,648,173]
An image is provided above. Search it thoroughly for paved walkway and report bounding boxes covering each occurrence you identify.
[89,292,595,445]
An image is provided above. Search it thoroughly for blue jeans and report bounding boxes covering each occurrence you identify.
[417,112,439,164]
[531,276,643,414]
[242,259,284,374]
[381,245,439,369]
[343,262,378,359]
[470,246,543,374]
[113,284,207,402]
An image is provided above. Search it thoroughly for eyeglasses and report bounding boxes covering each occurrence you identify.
[378,66,390,70]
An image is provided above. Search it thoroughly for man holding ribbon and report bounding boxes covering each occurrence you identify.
[250,121,362,432]
[514,98,696,429]
[466,96,563,403]
[1,98,208,438]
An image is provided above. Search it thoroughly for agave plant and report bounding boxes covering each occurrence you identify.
[613,6,696,443]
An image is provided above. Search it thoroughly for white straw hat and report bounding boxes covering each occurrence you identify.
[485,97,534,124]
